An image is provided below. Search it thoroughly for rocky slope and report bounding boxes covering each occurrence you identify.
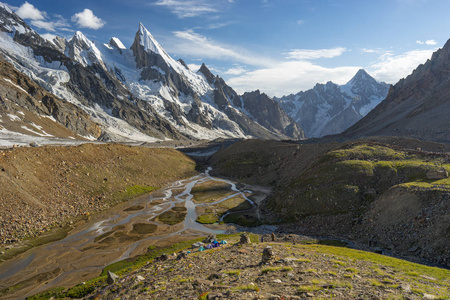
[343,39,450,142]
[0,3,304,142]
[210,138,450,268]
[30,233,450,300]
[275,69,389,138]
[0,56,101,140]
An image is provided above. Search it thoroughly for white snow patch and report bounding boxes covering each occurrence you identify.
[3,78,28,94]
[7,113,21,121]
[21,124,53,137]
[40,114,57,122]
[111,37,126,49]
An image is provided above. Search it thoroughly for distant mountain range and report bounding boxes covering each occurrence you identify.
[275,69,390,138]
[1,1,447,145]
[0,3,303,143]
[343,39,450,142]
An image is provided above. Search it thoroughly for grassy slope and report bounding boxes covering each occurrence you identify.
[268,143,450,219]
[0,144,196,250]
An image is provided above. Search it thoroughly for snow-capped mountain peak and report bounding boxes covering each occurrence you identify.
[109,37,126,50]
[137,22,166,56]
[0,7,304,143]
[0,1,12,14]
[66,31,104,68]
[343,69,379,93]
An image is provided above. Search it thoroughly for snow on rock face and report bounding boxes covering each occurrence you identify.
[110,37,126,50]
[0,2,12,14]
[138,22,165,56]
[66,31,105,68]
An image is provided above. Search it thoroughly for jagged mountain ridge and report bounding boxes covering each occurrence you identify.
[0,3,303,142]
[197,64,304,140]
[343,39,450,142]
[275,69,390,138]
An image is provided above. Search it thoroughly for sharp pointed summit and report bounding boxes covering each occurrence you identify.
[136,22,165,56]
[198,63,216,84]
[66,31,104,67]
[109,37,126,50]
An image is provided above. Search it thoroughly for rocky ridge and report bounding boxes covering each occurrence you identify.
[198,64,304,140]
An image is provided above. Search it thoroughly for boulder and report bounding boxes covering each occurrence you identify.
[261,246,275,264]
[107,271,119,284]
[239,233,251,245]
[426,168,448,180]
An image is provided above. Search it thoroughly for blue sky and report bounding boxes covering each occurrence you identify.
[4,0,449,96]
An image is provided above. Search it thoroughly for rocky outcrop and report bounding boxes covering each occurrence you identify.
[343,40,450,142]
[242,90,305,140]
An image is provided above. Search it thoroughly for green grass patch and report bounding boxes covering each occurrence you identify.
[191,181,235,203]
[223,212,260,227]
[261,266,282,274]
[131,223,157,235]
[222,269,241,276]
[216,196,253,211]
[158,210,187,225]
[196,213,220,224]
[234,284,259,292]
[297,285,324,292]
[113,185,158,203]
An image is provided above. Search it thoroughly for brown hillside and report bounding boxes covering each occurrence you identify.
[0,144,196,245]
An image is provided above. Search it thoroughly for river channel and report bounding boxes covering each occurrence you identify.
[0,168,267,299]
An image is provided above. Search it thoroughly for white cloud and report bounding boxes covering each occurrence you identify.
[15,1,46,20]
[171,29,276,67]
[30,20,55,31]
[71,9,105,30]
[15,3,70,32]
[368,49,435,84]
[416,39,438,45]
[296,20,304,25]
[227,61,359,97]
[30,15,70,32]
[187,63,201,72]
[207,21,236,29]
[286,47,347,60]
[155,0,218,18]
[225,66,247,75]
[41,33,57,41]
